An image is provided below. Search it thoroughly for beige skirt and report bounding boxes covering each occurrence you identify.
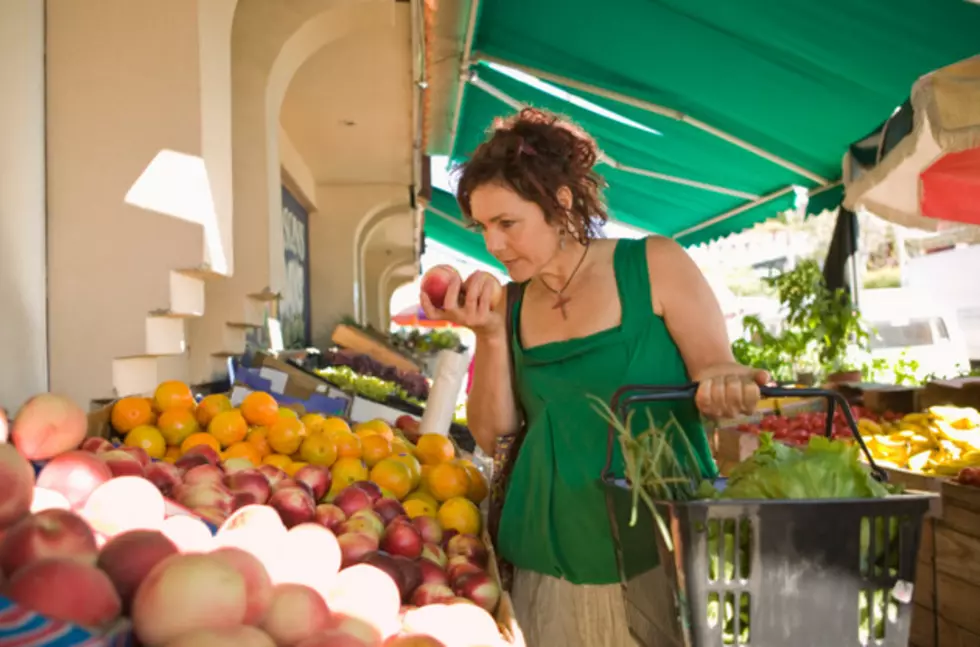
[510,567,678,647]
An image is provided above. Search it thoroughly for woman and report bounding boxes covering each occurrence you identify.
[420,108,768,647]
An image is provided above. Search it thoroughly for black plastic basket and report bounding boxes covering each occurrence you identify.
[599,384,938,647]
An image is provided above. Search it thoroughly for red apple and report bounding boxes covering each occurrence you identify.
[420,265,460,310]
[411,517,443,546]
[294,465,332,501]
[315,504,346,532]
[374,498,407,526]
[0,508,98,577]
[381,520,423,559]
[445,534,488,567]
[333,486,374,517]
[144,462,183,498]
[410,583,455,607]
[100,449,145,478]
[117,445,151,467]
[257,464,288,488]
[79,437,113,453]
[349,480,382,503]
[268,487,316,528]
[183,464,225,487]
[337,532,379,569]
[418,558,449,587]
[420,543,447,569]
[452,571,500,613]
[224,470,272,506]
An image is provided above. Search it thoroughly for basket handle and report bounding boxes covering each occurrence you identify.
[601,383,887,482]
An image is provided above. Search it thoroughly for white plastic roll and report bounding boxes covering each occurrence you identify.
[418,349,469,437]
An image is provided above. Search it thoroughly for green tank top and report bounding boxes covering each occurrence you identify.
[497,238,717,585]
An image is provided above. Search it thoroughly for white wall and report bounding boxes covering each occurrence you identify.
[0,1,48,410]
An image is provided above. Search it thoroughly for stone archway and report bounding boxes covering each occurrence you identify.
[354,202,414,323]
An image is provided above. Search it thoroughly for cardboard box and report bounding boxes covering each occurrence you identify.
[233,353,351,416]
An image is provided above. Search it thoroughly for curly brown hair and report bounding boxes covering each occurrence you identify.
[455,108,610,245]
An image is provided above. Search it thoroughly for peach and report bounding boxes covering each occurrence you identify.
[7,557,121,627]
[11,393,87,460]
[160,514,214,553]
[420,265,460,310]
[373,498,407,527]
[211,547,274,624]
[451,571,500,613]
[337,532,379,569]
[79,436,113,453]
[260,583,332,646]
[349,509,385,536]
[83,475,167,537]
[118,445,151,466]
[182,444,221,466]
[0,443,35,527]
[175,482,236,515]
[409,584,455,607]
[224,469,272,506]
[183,464,225,487]
[145,461,184,498]
[350,481,383,503]
[381,520,423,560]
[318,613,384,646]
[36,450,113,510]
[174,453,212,474]
[269,487,316,528]
[100,449,145,478]
[131,553,248,646]
[294,465,332,501]
[223,457,255,474]
[97,529,179,610]
[446,557,483,584]
[420,543,446,569]
[193,506,229,527]
[326,564,401,639]
[333,487,374,518]
[411,517,443,546]
[274,478,314,498]
[417,559,448,587]
[30,486,71,513]
[268,523,342,598]
[162,626,275,647]
[401,603,499,647]
[445,534,488,568]
[258,464,289,487]
[315,503,347,532]
[0,508,98,577]
[214,504,286,567]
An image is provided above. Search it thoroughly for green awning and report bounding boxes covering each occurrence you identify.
[423,189,504,271]
[446,0,980,246]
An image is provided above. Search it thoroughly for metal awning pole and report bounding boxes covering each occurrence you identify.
[474,52,830,185]
[445,0,481,161]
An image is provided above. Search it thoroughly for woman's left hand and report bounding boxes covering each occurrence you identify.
[694,364,770,419]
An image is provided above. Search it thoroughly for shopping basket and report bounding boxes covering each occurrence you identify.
[599,384,937,647]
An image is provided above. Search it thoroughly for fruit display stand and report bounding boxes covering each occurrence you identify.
[331,323,422,375]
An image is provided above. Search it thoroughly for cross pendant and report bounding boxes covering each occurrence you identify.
[553,294,571,319]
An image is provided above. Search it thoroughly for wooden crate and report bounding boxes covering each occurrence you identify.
[330,324,421,374]
[927,481,980,646]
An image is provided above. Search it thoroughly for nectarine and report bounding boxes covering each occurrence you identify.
[0,508,98,577]
[260,583,332,646]
[7,557,121,627]
[161,626,276,647]
[211,547,274,625]
[11,393,87,460]
[0,443,35,527]
[97,529,178,610]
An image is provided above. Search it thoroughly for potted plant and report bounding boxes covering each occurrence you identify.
[816,287,870,384]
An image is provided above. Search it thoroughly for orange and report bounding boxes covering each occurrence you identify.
[331,432,362,459]
[403,497,437,518]
[246,427,272,458]
[460,461,489,504]
[263,454,293,471]
[284,403,306,416]
[164,446,182,463]
[268,416,304,455]
[361,434,392,467]
[153,381,195,413]
[157,408,200,447]
[330,457,369,493]
[389,452,422,489]
[321,417,352,436]
[208,410,248,448]
[425,462,470,502]
[415,434,454,466]
[240,391,279,427]
[223,441,262,466]
[405,490,439,508]
[195,394,232,428]
[111,397,155,433]
[124,425,166,459]
[301,414,327,435]
[285,461,308,476]
[278,408,298,420]
[354,419,395,443]
[369,459,414,500]
[299,434,338,467]
[437,497,482,535]
[391,437,416,456]
[180,432,221,455]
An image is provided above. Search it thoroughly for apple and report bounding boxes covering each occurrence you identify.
[452,571,501,613]
[417,558,449,587]
[315,504,347,532]
[268,487,316,528]
[294,465,332,501]
[420,265,460,310]
[144,462,183,498]
[411,517,443,545]
[381,519,423,559]
[420,543,447,569]
[333,486,374,517]
[410,583,455,607]
[224,470,272,506]
[374,498,407,526]
[445,534,488,568]
[337,532,379,569]
[0,509,98,577]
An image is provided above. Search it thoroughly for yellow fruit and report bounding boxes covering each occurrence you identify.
[403,498,437,518]
[299,434,338,467]
[426,462,470,502]
[390,438,415,456]
[369,459,414,500]
[153,381,195,413]
[223,441,262,466]
[361,434,392,467]
[124,425,166,459]
[285,461,307,476]
[321,417,352,436]
[112,397,155,433]
[263,454,293,471]
[331,457,369,493]
[278,408,298,420]
[157,408,200,447]
[332,432,363,460]
[389,452,422,488]
[354,419,395,443]
[246,427,271,458]
[240,392,279,427]
[415,434,455,466]
[438,497,482,535]
[180,432,221,455]
[208,410,248,448]
[164,446,182,463]
[195,394,232,428]
[301,414,327,435]
[268,417,304,455]
[458,460,489,504]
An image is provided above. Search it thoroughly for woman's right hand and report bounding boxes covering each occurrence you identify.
[420,270,506,338]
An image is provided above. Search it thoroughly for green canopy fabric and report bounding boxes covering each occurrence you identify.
[443,0,980,247]
[423,188,505,271]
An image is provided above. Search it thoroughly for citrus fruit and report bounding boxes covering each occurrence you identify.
[331,432,362,459]
[208,410,248,448]
[321,417,352,436]
[180,432,221,455]
[437,497,482,535]
[361,434,392,467]
[369,459,414,500]
[245,427,271,458]
[331,457,369,493]
[153,381,195,413]
[415,434,454,465]
[299,434,338,467]
[157,409,200,447]
[278,408,298,420]
[404,490,439,509]
[459,460,489,504]
[301,414,326,435]
[403,498,437,518]
[391,437,415,456]
[285,461,307,476]
[268,416,304,455]
[354,419,395,443]
[389,452,422,489]
[111,397,154,433]
[425,462,470,502]
[123,425,166,459]
[223,441,262,466]
[164,446,182,463]
[263,454,292,471]
[195,394,232,427]
[240,391,279,427]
